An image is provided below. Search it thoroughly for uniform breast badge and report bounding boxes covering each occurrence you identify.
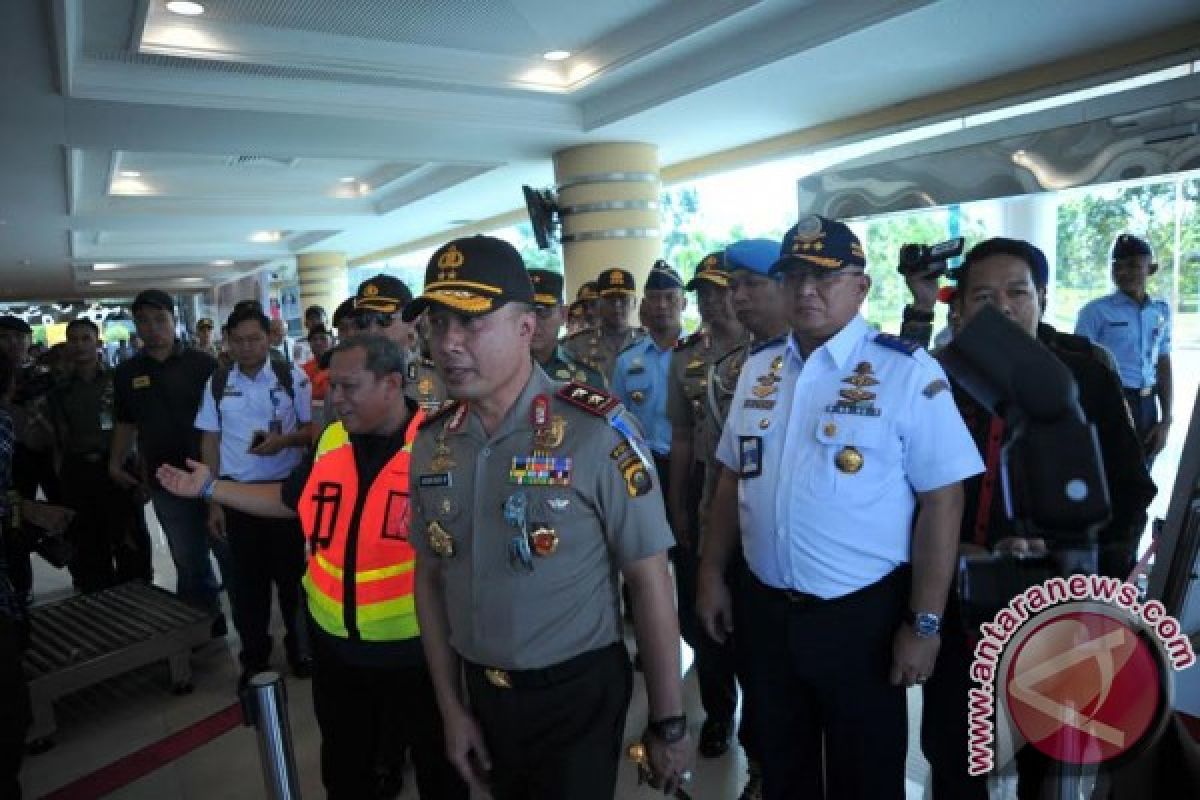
[418,376,434,400]
[529,525,559,556]
[835,446,864,474]
[504,492,534,571]
[429,436,456,472]
[427,521,456,557]
[826,361,882,417]
[630,390,646,404]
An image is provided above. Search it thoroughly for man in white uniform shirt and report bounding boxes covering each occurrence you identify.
[697,215,983,800]
[196,302,313,688]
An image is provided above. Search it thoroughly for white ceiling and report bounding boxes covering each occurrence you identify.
[0,0,1198,299]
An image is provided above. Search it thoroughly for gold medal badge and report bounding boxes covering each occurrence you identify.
[533,415,566,450]
[427,521,456,557]
[835,446,864,474]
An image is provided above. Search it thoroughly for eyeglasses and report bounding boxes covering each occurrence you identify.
[350,312,399,331]
[780,267,865,288]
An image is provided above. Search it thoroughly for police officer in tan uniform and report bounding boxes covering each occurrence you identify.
[347,274,445,413]
[528,269,606,389]
[665,250,748,761]
[407,235,692,800]
[575,280,602,330]
[561,268,644,383]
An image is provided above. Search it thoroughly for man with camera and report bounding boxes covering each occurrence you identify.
[903,237,1156,799]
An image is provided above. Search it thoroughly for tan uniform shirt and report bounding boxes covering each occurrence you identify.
[561,326,644,385]
[696,339,757,537]
[410,364,674,670]
[666,331,747,469]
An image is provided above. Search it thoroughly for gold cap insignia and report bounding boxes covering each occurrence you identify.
[363,283,379,297]
[438,245,465,269]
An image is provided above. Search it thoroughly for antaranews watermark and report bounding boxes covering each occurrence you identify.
[967,574,1194,776]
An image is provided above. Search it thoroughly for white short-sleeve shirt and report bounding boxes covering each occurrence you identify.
[717,315,983,598]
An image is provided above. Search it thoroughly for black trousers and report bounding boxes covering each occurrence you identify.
[309,625,465,800]
[60,455,153,593]
[920,591,988,800]
[224,505,306,670]
[465,643,633,800]
[673,462,739,728]
[0,615,30,800]
[741,568,909,800]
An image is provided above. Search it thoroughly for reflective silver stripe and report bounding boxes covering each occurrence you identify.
[559,228,660,242]
[558,199,658,215]
[555,171,658,190]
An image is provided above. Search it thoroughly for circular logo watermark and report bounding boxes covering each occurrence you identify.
[1003,608,1166,764]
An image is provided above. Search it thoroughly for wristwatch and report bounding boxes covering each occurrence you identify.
[647,714,688,744]
[906,610,942,638]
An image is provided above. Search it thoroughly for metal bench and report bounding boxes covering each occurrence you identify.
[23,582,213,746]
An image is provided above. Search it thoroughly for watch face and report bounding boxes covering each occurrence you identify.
[915,612,941,636]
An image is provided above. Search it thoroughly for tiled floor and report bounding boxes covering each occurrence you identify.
[18,511,936,800]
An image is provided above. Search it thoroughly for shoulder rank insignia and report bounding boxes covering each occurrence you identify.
[557,382,619,416]
[418,399,462,429]
[750,333,787,355]
[873,332,920,356]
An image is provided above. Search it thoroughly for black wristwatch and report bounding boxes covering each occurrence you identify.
[647,714,688,744]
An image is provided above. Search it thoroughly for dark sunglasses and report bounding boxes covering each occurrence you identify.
[350,312,399,331]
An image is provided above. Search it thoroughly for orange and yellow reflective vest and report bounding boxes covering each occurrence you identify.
[297,410,424,641]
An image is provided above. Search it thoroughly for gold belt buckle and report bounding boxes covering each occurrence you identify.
[484,668,512,689]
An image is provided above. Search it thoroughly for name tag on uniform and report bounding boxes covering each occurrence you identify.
[738,436,762,479]
[418,473,452,488]
[222,389,243,397]
[627,366,646,376]
[132,375,151,389]
[1108,321,1129,327]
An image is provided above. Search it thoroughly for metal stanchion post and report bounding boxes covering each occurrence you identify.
[241,671,301,800]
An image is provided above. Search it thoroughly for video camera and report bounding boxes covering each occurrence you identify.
[939,305,1112,629]
[896,237,964,277]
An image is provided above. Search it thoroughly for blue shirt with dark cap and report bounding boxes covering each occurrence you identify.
[1075,234,1172,390]
[611,264,684,455]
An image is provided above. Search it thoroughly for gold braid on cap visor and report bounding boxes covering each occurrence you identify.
[423,290,495,313]
[789,253,855,270]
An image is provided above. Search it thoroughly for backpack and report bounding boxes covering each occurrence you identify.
[211,357,295,424]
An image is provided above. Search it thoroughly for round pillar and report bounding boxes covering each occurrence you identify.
[553,143,662,299]
[296,251,347,321]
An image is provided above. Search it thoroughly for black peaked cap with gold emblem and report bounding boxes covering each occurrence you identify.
[528,269,564,307]
[596,268,636,296]
[354,273,414,314]
[770,214,866,275]
[402,235,535,322]
[684,250,729,290]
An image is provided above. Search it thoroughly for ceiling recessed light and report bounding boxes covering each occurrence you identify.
[165,1,205,15]
[340,176,357,183]
[543,50,571,61]
[119,170,141,178]
[93,262,122,270]
[210,259,234,266]
[180,277,204,283]
[249,230,281,243]
[89,280,115,286]
[357,182,371,195]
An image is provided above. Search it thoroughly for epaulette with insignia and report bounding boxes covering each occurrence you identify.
[418,399,461,429]
[873,333,920,356]
[749,334,787,355]
[556,382,619,416]
[713,342,749,370]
